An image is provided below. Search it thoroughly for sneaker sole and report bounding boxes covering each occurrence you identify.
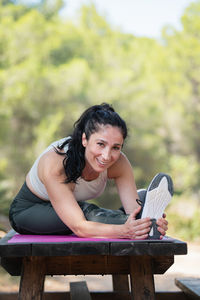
[141,173,173,220]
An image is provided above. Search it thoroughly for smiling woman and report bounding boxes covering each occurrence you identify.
[9,103,171,239]
[82,125,123,174]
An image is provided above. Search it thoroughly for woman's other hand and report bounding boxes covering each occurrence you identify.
[156,213,168,238]
[123,207,151,239]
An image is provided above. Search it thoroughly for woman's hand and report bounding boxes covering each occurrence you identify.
[156,213,168,238]
[123,207,152,239]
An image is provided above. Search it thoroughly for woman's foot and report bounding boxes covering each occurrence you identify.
[141,173,173,219]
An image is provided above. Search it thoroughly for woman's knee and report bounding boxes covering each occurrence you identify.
[85,207,128,224]
[11,203,71,235]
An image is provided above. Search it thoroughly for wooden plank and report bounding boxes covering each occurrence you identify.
[0,230,31,257]
[110,239,187,256]
[0,254,175,277]
[0,257,23,275]
[129,255,155,300]
[44,255,174,276]
[152,256,174,274]
[112,274,129,291]
[149,241,187,256]
[1,254,175,277]
[70,281,92,300]
[45,255,130,275]
[32,242,109,256]
[110,241,150,255]
[0,291,188,300]
[18,256,46,300]
[0,292,70,300]
[1,232,187,258]
[175,278,200,298]
[156,291,187,300]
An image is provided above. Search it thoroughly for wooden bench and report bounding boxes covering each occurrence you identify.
[0,230,187,300]
[70,281,91,300]
[175,278,200,299]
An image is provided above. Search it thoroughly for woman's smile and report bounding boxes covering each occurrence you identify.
[96,157,109,167]
[82,125,123,174]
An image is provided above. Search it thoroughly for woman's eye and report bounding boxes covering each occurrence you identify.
[97,143,104,147]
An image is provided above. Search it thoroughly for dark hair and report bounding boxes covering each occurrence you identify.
[56,103,128,183]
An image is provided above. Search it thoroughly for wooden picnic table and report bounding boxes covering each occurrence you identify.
[0,230,187,300]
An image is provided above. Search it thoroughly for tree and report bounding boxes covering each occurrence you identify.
[1,0,200,235]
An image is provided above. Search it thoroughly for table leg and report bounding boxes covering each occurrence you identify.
[112,274,129,291]
[129,256,155,300]
[18,256,45,300]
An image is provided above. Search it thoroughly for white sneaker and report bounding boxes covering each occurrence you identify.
[141,173,173,220]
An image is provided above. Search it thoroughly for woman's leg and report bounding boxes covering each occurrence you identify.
[9,182,72,235]
[80,189,147,224]
[83,173,173,226]
[10,179,162,235]
[9,182,129,234]
[79,201,129,224]
[12,201,73,235]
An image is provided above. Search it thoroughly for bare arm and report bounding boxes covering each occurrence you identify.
[44,173,151,239]
[109,152,168,237]
[108,152,140,214]
[40,151,151,239]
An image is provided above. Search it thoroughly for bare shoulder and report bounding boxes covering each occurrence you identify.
[39,149,66,180]
[108,152,132,179]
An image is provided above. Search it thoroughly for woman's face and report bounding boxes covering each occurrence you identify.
[82,125,124,173]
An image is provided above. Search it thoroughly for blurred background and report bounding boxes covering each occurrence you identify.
[0,0,200,291]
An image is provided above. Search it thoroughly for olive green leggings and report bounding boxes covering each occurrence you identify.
[9,182,146,235]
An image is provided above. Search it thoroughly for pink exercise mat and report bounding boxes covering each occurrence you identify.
[8,234,173,244]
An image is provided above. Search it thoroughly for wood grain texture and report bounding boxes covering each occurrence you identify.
[70,281,92,300]
[0,291,188,300]
[0,230,187,258]
[175,277,200,298]
[18,256,45,300]
[0,230,188,300]
[130,256,155,300]
[112,274,129,291]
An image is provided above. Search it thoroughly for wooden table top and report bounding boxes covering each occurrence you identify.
[0,229,187,257]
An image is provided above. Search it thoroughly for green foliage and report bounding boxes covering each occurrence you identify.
[0,159,12,215]
[167,210,200,242]
[0,0,200,241]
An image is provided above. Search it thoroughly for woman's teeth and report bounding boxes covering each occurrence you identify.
[97,159,107,165]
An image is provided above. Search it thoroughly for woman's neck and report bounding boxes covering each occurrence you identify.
[81,164,99,181]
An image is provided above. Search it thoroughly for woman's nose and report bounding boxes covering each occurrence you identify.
[102,148,111,161]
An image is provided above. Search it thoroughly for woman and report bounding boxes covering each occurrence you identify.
[9,103,172,239]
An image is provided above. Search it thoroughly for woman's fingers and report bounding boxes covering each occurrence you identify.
[134,227,150,237]
[125,214,170,239]
[125,215,152,239]
[127,215,151,230]
[130,206,142,219]
[134,233,149,240]
[156,217,168,235]
[131,220,151,239]
[135,220,151,231]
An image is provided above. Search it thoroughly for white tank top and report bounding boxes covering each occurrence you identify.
[28,138,108,201]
